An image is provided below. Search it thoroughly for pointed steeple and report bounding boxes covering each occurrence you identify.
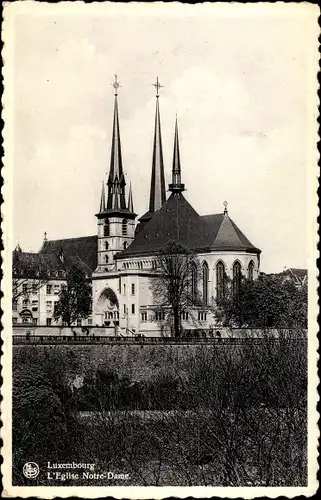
[128,183,134,213]
[149,80,166,212]
[107,75,126,211]
[169,116,185,193]
[99,181,106,212]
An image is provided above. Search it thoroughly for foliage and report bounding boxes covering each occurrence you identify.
[214,274,308,329]
[12,248,50,301]
[12,348,82,485]
[53,265,92,327]
[150,242,200,337]
[13,340,307,486]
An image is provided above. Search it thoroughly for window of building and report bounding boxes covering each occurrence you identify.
[122,219,128,236]
[216,261,225,301]
[32,318,37,326]
[12,300,17,311]
[191,262,197,303]
[22,284,28,294]
[32,283,37,293]
[123,304,126,315]
[12,317,18,324]
[131,304,135,314]
[105,241,109,250]
[77,319,82,326]
[53,285,60,294]
[141,312,147,322]
[198,311,207,321]
[22,299,28,307]
[32,307,38,312]
[105,255,109,263]
[123,241,128,250]
[233,261,242,295]
[46,301,52,309]
[123,284,126,295]
[104,219,110,237]
[46,284,52,295]
[155,310,166,321]
[248,260,255,281]
[181,311,189,321]
[88,317,92,325]
[131,284,135,295]
[202,261,209,305]
[32,300,38,305]
[46,318,52,326]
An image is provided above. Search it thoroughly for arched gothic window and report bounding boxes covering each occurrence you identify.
[202,261,209,305]
[248,260,255,280]
[104,219,110,237]
[122,219,128,236]
[191,262,197,303]
[233,261,242,295]
[216,261,225,301]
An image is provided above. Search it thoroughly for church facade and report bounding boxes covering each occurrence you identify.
[14,78,261,335]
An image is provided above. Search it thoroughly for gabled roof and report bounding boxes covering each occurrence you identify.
[39,235,98,272]
[117,193,260,258]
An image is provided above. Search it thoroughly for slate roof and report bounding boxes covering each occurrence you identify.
[117,193,260,258]
[39,235,98,272]
[13,251,65,277]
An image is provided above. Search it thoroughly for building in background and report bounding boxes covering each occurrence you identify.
[13,77,261,334]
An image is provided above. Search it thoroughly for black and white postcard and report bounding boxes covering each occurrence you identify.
[1,1,319,497]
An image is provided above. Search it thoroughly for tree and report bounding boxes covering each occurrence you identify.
[150,242,200,337]
[12,247,50,301]
[214,273,307,330]
[53,265,92,328]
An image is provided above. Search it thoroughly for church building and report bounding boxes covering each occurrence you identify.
[14,77,261,335]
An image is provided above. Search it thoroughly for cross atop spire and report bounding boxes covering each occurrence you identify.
[112,74,121,96]
[152,77,163,98]
[223,200,228,216]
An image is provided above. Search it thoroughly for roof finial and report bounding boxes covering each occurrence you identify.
[44,231,48,242]
[128,182,134,213]
[112,74,121,96]
[223,200,228,216]
[99,181,106,212]
[152,77,163,98]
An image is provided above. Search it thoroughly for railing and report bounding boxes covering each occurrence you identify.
[12,335,307,346]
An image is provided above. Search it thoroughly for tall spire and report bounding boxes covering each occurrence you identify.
[127,183,134,212]
[107,75,126,211]
[149,78,166,213]
[99,181,106,212]
[169,116,185,193]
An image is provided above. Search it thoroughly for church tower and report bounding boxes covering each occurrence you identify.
[138,78,166,230]
[96,76,136,272]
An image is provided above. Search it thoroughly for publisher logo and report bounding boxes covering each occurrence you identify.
[23,462,39,479]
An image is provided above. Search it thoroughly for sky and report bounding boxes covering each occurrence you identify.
[8,2,319,273]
